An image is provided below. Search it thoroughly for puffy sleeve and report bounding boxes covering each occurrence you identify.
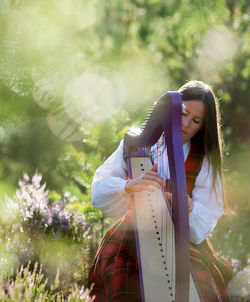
[91,140,131,219]
[189,156,224,244]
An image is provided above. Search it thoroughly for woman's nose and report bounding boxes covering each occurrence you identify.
[182,116,190,127]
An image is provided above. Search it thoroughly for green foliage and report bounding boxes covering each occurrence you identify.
[211,144,250,273]
[57,111,131,207]
[0,81,67,190]
[66,203,102,223]
[211,211,250,273]
[49,190,62,203]
[0,180,16,199]
[57,147,100,195]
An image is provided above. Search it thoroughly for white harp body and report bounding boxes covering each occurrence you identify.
[130,156,201,302]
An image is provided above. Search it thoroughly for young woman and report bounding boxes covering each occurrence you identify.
[89,81,232,301]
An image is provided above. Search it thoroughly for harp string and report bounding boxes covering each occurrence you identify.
[150,133,176,295]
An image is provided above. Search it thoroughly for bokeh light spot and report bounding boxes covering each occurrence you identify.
[63,67,127,124]
[46,109,83,142]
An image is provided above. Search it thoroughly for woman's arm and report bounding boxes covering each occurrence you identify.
[92,140,164,219]
[91,140,130,219]
[189,156,223,244]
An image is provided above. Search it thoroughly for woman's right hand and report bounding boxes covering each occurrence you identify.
[125,162,165,193]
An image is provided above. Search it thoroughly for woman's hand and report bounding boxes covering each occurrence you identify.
[187,195,194,212]
[125,162,165,194]
[165,192,194,213]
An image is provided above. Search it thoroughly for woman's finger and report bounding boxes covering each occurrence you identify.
[139,179,161,189]
[188,195,194,212]
[166,192,172,200]
[146,170,163,179]
[142,175,165,187]
[151,162,158,172]
[136,185,155,192]
[125,179,161,193]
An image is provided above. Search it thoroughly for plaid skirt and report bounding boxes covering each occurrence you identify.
[89,211,232,302]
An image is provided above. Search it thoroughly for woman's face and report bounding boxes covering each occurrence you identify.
[181,100,205,144]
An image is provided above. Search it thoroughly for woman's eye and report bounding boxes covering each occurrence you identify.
[193,119,200,124]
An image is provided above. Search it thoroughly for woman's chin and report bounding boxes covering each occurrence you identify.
[182,135,188,145]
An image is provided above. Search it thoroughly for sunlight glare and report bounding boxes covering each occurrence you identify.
[195,26,236,81]
[63,67,127,124]
[118,54,168,110]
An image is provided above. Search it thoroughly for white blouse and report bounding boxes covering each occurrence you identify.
[91,139,224,244]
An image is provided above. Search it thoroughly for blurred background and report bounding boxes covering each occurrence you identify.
[0,0,249,300]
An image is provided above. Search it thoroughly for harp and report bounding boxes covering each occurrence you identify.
[123,92,204,302]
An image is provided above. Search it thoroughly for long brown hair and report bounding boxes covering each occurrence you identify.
[178,81,224,197]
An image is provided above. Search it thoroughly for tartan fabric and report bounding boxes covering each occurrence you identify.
[89,143,232,301]
[89,211,140,302]
[190,239,232,302]
[165,143,204,195]
[185,142,204,197]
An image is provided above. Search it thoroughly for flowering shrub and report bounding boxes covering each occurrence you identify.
[0,262,95,301]
[0,172,108,289]
[228,264,250,302]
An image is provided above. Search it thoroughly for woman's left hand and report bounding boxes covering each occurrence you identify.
[187,195,194,212]
[165,192,194,212]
